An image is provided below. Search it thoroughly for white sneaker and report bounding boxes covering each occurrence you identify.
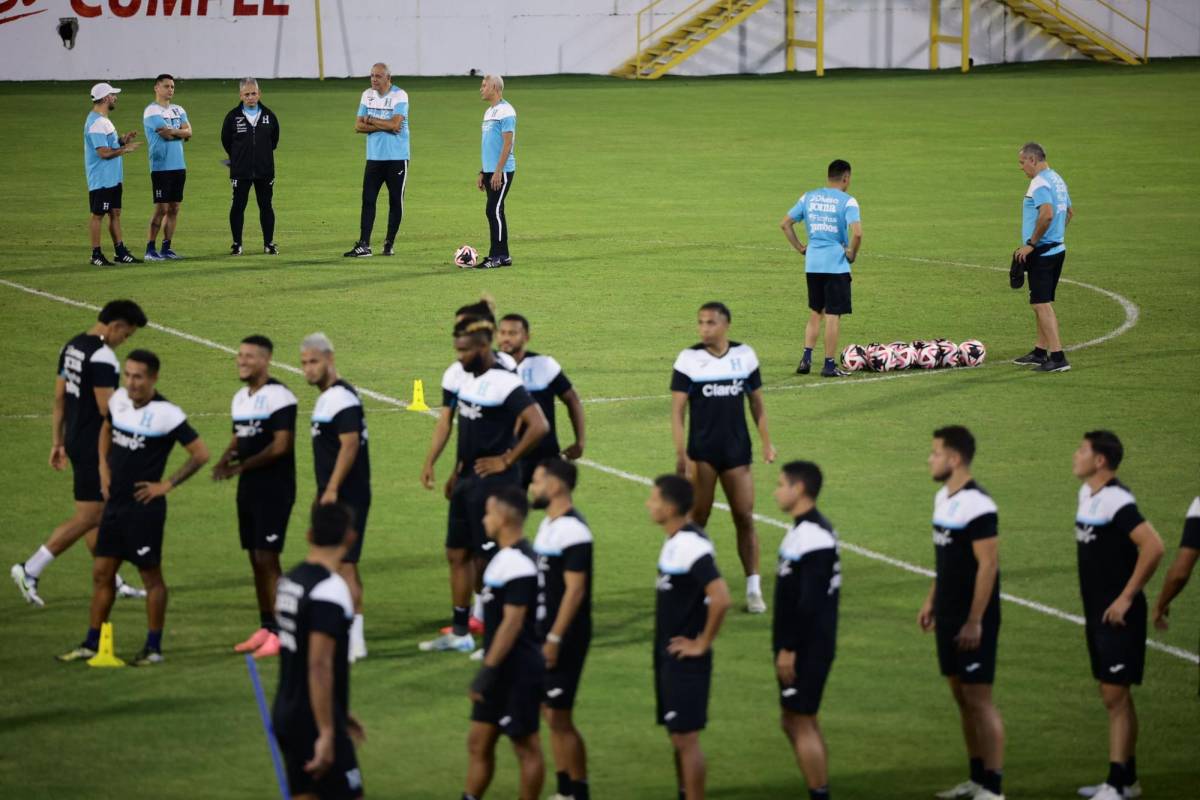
[11,563,45,607]
[936,781,981,799]
[746,592,767,614]
[116,579,147,599]
[469,647,485,661]
[418,632,475,653]
[972,790,1004,800]
[1078,783,1140,799]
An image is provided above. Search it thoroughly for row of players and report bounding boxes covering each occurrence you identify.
[81,65,518,267]
[10,299,1199,799]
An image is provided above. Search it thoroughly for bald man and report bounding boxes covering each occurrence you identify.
[345,63,409,258]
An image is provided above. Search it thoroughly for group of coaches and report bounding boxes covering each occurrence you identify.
[82,65,517,268]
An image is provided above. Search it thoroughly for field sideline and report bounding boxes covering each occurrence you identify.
[1,61,1198,799]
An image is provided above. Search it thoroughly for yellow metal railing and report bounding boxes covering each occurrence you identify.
[634,0,741,78]
[785,0,825,77]
[930,0,971,72]
[1026,0,1150,63]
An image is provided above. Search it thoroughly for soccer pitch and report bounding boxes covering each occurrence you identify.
[1,60,1198,798]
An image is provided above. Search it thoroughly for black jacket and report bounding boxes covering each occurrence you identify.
[221,103,279,179]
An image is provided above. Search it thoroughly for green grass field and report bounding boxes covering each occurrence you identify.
[1,60,1199,799]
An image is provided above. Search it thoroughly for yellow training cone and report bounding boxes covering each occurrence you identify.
[87,622,126,668]
[408,379,430,412]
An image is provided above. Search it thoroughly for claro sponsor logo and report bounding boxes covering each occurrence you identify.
[69,0,289,18]
[0,1,48,26]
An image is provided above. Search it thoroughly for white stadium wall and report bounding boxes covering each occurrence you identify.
[0,0,1196,81]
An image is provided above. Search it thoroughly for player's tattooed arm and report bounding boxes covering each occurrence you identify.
[136,437,210,503]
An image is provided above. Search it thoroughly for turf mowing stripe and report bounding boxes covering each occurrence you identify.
[3,277,1193,667]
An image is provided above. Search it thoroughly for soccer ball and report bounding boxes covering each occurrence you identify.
[935,339,960,368]
[841,344,867,372]
[915,343,940,369]
[454,245,478,268]
[867,344,896,372]
[865,342,886,362]
[892,344,917,370]
[958,339,986,367]
[911,339,929,352]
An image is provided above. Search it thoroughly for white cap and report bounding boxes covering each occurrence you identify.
[90,82,121,101]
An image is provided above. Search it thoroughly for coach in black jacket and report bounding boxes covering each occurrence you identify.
[221,78,280,255]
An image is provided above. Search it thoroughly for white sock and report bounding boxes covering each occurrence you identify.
[25,546,54,578]
[471,593,484,620]
[351,614,364,648]
[746,574,762,596]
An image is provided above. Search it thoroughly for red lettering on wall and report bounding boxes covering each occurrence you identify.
[262,0,288,15]
[233,0,256,14]
[70,0,102,18]
[110,0,141,18]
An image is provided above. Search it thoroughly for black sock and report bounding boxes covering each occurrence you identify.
[678,790,686,800]
[1051,350,1066,363]
[809,787,830,800]
[824,357,835,368]
[452,606,470,637]
[982,770,1002,795]
[115,241,126,253]
[572,778,589,800]
[260,612,276,632]
[802,347,813,362]
[969,757,985,784]
[146,240,155,251]
[1124,756,1137,784]
[92,246,102,256]
[556,771,571,796]
[1033,346,1047,358]
[1106,761,1126,790]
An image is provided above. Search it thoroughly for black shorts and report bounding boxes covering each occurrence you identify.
[88,184,122,215]
[237,491,294,552]
[340,495,370,564]
[66,441,103,503]
[1028,250,1066,304]
[777,650,834,715]
[151,169,186,204]
[806,272,853,315]
[95,501,167,568]
[688,448,752,475]
[1086,612,1146,686]
[447,471,519,554]
[655,655,712,734]
[544,639,590,710]
[472,678,543,739]
[936,616,1000,684]
[278,729,363,800]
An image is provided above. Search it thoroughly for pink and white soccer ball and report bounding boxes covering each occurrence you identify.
[841,344,868,372]
[915,343,940,370]
[958,339,986,367]
[892,344,917,370]
[865,342,886,362]
[454,245,478,268]
[867,344,897,372]
[935,339,960,368]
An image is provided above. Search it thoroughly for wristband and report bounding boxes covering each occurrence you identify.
[546,633,562,644]
[470,665,499,698]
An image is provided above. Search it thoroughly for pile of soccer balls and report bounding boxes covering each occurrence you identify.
[841,339,986,373]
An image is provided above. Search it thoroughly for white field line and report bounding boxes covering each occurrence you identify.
[2,277,1191,665]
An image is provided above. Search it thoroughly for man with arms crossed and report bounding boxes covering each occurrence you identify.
[12,300,148,606]
[919,426,1006,800]
[142,73,191,261]
[344,63,409,258]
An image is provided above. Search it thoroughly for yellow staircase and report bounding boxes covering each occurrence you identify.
[995,0,1148,65]
[614,0,772,80]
